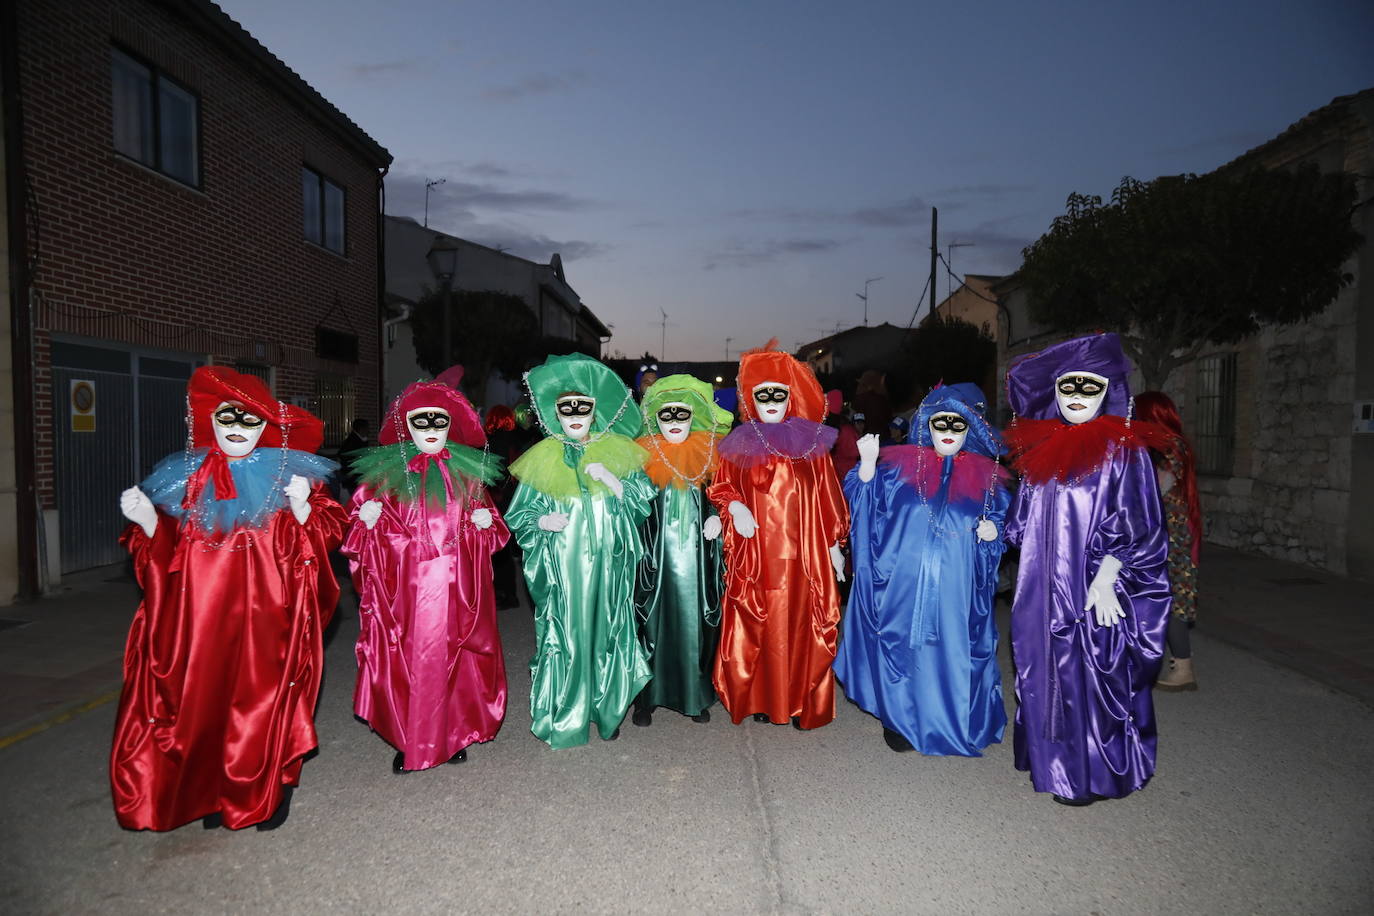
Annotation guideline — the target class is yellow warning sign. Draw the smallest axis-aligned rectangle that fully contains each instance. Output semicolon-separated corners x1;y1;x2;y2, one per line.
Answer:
70;379;96;433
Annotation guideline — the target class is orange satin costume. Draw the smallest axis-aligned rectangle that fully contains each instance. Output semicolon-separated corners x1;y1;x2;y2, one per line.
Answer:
708;346;848;728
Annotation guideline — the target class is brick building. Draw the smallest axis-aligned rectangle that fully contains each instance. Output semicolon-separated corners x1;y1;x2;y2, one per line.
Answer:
5;0;392;593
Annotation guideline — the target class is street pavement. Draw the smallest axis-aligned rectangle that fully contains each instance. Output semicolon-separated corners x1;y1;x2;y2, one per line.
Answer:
0;548;1371;915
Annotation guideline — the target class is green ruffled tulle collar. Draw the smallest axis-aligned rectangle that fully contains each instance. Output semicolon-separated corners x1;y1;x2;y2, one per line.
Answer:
349;442;503;506
509;433;648;500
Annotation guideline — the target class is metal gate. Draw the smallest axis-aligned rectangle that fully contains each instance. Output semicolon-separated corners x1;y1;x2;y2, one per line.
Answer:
53;367;137;572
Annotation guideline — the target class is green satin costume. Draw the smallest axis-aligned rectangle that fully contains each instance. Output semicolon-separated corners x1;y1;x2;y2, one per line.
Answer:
508;354;653;748
633;375;734;717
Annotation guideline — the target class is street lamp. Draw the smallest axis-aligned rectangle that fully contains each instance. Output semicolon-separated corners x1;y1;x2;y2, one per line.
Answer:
855;276;883;326
426;237;460;370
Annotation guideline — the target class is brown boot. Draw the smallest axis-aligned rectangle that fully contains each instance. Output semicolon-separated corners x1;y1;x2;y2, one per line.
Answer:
1156;657;1198;691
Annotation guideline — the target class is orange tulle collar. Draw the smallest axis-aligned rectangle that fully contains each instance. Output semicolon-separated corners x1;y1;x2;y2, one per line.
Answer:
638;430;719;488
1005;415;1171;484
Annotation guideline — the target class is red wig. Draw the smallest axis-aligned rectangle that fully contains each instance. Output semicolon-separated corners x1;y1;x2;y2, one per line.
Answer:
484;404;516;433
1135;390;1202;566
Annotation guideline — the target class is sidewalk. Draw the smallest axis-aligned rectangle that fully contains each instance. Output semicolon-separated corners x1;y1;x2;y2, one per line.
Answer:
1;542;1370;747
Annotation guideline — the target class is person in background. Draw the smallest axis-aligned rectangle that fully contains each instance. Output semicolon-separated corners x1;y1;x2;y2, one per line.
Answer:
485;404;524;609
883;415;908;445
634;363;659;401
853;369;893;433
832;411;866;479
1135;391;1203;691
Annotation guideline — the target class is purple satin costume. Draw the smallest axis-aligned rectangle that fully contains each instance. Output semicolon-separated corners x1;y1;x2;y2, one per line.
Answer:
1004;334;1170;801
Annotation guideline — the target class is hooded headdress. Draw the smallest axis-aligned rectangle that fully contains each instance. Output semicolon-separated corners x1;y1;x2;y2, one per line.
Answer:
734;340;826;423
1004;333;1169;483
883;382;1009;509
719;340;836;467
510;354;648;499
638;374;733;488
915;382;1004;459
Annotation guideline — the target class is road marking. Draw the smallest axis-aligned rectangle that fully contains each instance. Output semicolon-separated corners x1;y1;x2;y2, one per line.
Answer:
0;689;121;751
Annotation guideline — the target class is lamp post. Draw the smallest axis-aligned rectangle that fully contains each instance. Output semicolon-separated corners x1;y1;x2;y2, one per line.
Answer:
855;276;883;326
426;237;460;371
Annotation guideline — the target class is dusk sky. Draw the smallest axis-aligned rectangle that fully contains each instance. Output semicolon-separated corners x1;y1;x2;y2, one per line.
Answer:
221;0;1374;361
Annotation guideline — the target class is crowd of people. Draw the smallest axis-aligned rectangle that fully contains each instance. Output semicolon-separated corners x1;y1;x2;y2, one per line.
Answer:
108;330;1202;830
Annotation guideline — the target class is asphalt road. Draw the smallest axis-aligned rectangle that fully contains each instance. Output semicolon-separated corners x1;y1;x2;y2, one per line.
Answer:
1;589;1371;915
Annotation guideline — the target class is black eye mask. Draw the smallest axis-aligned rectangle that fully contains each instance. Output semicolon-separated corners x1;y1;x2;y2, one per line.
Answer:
656;406;693;424
213;406;265;429
556;398;595;417
753;387;790;405
929;414;969;434
1057;376;1107;398
408;411;451;430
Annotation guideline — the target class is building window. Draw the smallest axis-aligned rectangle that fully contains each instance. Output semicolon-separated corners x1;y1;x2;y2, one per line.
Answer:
303;166;346;254
314;373;355;449
1195;352;1237;475
110;47;200;186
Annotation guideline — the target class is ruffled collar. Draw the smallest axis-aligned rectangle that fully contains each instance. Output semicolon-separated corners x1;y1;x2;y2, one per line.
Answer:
879;445;1008;509
349;442;501;507
1005;415;1170;485
141;448;337;535
509;433;648;500
718;417;837;468
638;430;719;489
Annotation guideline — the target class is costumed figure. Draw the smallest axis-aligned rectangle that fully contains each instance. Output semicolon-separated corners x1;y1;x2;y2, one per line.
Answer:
343;374;509;773
709;341;849;729
631;374;734;727
834;383;1011;756
111;367;344;831
1135;391;1203;691
507;354;655;747
1003;333;1171;805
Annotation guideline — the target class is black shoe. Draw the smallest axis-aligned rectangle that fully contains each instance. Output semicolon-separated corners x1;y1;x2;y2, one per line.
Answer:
449;748;467;764
392;751;408;774
202;812;223;830
604;726;620;741
691;709;711;724
255;786;294;831
1052;794;1095;807
882;727;915;752
752;713;771;723
632;706;653;727
791;716;804;731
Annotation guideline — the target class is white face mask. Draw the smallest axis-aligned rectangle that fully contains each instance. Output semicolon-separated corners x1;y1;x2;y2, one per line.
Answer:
212;401;266;458
407;407;451;455
655;401;693;444
555;395;596;441
752;381;790;424
928;411;969;457
1055;371;1109;424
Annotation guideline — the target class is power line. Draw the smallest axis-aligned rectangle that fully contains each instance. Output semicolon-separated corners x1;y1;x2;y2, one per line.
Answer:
904;273;933;330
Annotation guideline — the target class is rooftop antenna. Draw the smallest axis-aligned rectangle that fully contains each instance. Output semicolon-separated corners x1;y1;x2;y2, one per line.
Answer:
424;177;446;227
855;276;883;326
659;308;669;362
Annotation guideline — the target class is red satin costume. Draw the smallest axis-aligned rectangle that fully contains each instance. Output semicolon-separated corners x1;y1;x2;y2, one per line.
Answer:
709;347;849;728
109;368;345;831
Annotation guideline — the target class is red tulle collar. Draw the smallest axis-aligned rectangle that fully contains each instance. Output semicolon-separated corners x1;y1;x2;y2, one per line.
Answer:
1005;415;1171;484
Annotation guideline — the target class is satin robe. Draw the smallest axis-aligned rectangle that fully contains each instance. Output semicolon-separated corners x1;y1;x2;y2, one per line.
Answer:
834;458;1009;755
633;485;722;717
110;486;344;831
343;485;509;769
1006;444;1170;800
708;452;848;728
507;472;655;748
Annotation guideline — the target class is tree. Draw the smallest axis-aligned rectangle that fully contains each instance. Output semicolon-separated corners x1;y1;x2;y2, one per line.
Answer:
410;288;592;399
903;314;998;400
1018;165;1362;388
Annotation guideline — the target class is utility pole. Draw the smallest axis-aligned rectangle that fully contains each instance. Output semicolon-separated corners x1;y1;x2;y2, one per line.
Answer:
659;307;669;362
855;276;883;326
724;336;733;362
424;177;446;227
928;207;938;324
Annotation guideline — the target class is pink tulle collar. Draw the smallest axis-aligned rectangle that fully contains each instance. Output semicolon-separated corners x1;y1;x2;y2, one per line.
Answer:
879;445;1008;508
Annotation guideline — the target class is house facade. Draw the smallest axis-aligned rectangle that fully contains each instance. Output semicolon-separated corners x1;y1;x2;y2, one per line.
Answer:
383;214;610;407
6;0;392;592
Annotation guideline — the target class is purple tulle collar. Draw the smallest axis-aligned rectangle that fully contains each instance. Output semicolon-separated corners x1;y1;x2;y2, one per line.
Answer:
718;417;838;468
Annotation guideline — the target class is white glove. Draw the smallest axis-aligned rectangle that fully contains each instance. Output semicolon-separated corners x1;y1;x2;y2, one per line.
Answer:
857;433;881;483
1085;554;1126;627
1157;468;1176;494
120;486;158;539
975;518;998;542
284;474;312;525
702;514;722;540
584;462;624;499
538;511;571;532
727;500;757;538
358;499;383;530
470;507;494;529
829;543;846;582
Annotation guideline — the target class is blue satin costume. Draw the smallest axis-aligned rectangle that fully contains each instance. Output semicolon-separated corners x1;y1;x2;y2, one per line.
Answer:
834;383;1010;756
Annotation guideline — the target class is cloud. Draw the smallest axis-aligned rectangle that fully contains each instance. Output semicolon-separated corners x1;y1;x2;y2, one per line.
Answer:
703;237;846;270
386;172;596;217
462;161;515;179
932;183;1036;198
347;60;419;77
729;195;934;228
852;195;931;227
1154;129;1271;160
481;71;588;101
